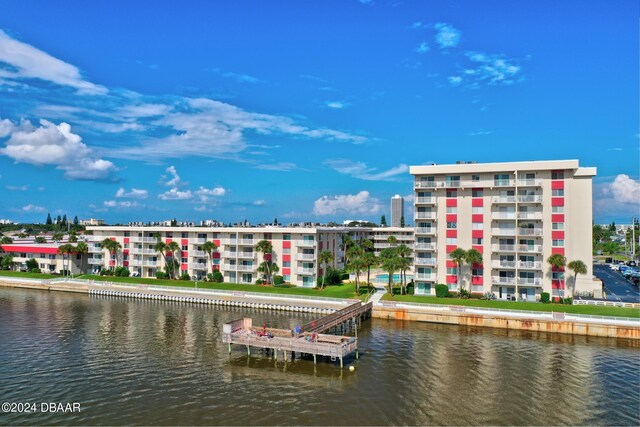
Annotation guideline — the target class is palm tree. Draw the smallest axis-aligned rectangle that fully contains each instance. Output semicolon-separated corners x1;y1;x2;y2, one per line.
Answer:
361;252;378;291
101;238;115;271
602;241;621;262
547;253;567;298
35;236;46;244
255;240;274;284
75;241;88;275
318;250;334;289
387;235;398;247
202;241;219;275
347;254;366;295
167;241;181;279
52;232;64;243
450;248;467;291
258;261;279;284
346;244;363;267
396;243;412;294
465;248;483;291
154;240;169;277
57;243;75;276
567;260;587;299
68;234;78;243
0;236;13;245
379;247;400;295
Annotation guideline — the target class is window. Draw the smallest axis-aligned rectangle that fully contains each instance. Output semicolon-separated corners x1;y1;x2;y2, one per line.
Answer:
283;275;290;282
552;239;565;247
472;237;483;245
124;232;130;237
283;248;291;254
446;207;458;214
552;206;564;213
264;233;272;240
472;222;484;230
182;232;188;238
181;257;188;263
472;189;483;198
446;267;458;275
552;189;564;197
420;176;435;183
472;207;484;214
446;238;458;245
472;174;480;182
124;243;129;248
182;245;188;251
166;233;172;238
552;271;565;280
446;175;461;187
446;189;457;198
283;261;291;268
446;222;457;229
472;268;483;276
283;234;291;241
552;222;564;230
552;171;564;180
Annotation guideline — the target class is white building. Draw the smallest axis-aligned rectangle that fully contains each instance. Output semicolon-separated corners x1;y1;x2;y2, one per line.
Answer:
391;195;404;227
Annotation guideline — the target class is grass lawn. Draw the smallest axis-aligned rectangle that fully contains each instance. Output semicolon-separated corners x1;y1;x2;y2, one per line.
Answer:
81;275;361;299
381;293;640;318
0;270;59;279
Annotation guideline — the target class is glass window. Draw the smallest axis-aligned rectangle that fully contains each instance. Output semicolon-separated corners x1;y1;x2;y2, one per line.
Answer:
472;222;484;230
552;239;565;247
552;222;564;230
552;171;564;180
182;232;188;238
472;207;484;214
446;207;458;214
283;234;291;241
552;206;564;213
472;237;483;245
283;261;291;267
446;238;457;245
182;245;188;250
552;271;565;280
446;222;457;229
283;248;291;254
552;189;564;197
446;190;457;198
446;267;458;275
181;257;188;263
472;189;483;198
472;268;483;276
472;174;480;181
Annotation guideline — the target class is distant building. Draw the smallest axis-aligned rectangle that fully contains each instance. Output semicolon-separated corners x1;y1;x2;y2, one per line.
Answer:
80;218;105;226
391;195;404;227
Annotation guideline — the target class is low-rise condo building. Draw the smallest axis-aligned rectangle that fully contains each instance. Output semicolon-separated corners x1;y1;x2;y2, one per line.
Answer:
410;159;598;300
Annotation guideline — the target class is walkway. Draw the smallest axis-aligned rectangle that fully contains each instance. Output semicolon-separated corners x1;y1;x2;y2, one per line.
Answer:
369;283;388;304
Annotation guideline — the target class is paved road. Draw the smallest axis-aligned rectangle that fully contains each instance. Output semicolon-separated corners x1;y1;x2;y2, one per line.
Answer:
593;264;640;303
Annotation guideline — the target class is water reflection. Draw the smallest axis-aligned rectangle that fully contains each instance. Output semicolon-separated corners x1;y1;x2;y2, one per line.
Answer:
0;287;638;426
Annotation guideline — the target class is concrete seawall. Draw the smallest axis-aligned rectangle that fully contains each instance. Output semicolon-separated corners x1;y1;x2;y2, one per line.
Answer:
1;277;639;339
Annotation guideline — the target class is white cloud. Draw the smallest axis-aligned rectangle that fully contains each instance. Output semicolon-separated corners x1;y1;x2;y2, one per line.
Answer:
313;191;383;215
450;52;522;87
21;204;45;213
415;42;430;54
104;200;142;208
255;162;297;172
325;101;348;109
594;174;640;220
0;118;117;181
118;103;172;118
434;23;461;49
325;159;409;181
158;188;193;200
411;22;424;29
115;187;148;199
448;76;462;86
468;129;492;136
0;29;106;94
195;186;226;202
162;166;182;187
253;199;266;206
6;185;28;191
222;71;260;84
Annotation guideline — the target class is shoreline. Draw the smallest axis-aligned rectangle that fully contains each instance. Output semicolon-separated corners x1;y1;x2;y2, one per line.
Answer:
1;277;638;340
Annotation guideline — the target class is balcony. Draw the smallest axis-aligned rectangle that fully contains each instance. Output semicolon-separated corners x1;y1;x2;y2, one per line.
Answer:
518;179;543;187
193;238;207;244
222;251;238;258
517;277;543;286
415;197;436;204
415;273;436;281
142;261;157;267
192;250;207;257
444;181;461;188
414;181;437;189
415;227;436;235
517;212;543;220
518;245;543;253
236;264;254;272
492;228;516;237
493;179;515;187
518;195;543;203
237;252;255;259
492;260;516;269
142;249;157;255
297;253;315;261
491;196;516;204
415;257;437;266
88;258;103;265
518;261;543;269
88;246;102;253
414;242;436;251
223;238;238;245
298;268;315;275
130;237;157;243
192;263;207;269
491;212;516;220
415;212;436;220
518;228;542;237
297;240;317;247
492;276;516;285
129;247;142;254
237;239;254;245
493;244;516;252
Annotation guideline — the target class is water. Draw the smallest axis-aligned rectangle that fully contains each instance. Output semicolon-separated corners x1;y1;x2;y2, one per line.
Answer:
375;273;413;283
1;287;639;426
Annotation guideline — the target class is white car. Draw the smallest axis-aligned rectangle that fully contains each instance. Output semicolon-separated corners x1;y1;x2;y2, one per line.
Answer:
610;264;619;271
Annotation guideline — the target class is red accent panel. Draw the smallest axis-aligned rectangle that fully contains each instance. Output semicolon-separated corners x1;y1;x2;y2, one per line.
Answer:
446;275;457;284
471;230;484;239
552;280;565;289
472;262;483;269
552;231;565;240
446;199;457;207
109;260;115;266
472;198;484;207
551;180;565;189
282;268;291;275
213;265;220;271
446;260;457;268
212;252;220;259
446;229;457;238
319;242;323;250
181;264;188;271
471;276;483;285
471;214;483;223
213;239;221;246
264;253;272;261
282;241;291;249
446;214;457;223
123;249;129;254
282;254;291;262
165;239;172;244
124;238;130;244
446;245;457;253
552;197;564;206
552;214;565;223
182;251;188;257
181;239;188;245
123;261;129;267
552;247;565;256
0;245;59;254
110;237;116;241
472;245;484;254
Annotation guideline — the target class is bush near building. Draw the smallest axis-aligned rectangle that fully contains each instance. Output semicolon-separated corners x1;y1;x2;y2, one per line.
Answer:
435;284;449;298
540;292;550;303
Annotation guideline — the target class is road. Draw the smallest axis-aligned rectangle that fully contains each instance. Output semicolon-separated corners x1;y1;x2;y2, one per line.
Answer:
593;264;640;303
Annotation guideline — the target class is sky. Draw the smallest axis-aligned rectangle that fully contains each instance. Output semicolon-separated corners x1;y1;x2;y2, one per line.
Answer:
0;0;638;225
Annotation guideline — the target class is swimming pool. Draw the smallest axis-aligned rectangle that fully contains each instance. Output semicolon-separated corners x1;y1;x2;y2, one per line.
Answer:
375;273;413;283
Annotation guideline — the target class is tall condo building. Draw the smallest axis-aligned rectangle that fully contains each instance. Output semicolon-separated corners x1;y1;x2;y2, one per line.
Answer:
391;194;404;227
410;159;599;301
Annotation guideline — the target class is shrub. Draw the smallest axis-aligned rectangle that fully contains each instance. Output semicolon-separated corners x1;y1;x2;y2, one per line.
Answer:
180;272;191;281
435;284;449;298
273;275;284;285
481;291;496;300
448;291;459;298
30;268;41;273
469;293;483;299
255;278;264;285
317;267;342;287
99;268;114;276
26;258;39;271
340;272;350;281
458;288;471;299
564;297;573;305
210;270;223;283
156;271;168;279
540;292;550;303
114;266;130;277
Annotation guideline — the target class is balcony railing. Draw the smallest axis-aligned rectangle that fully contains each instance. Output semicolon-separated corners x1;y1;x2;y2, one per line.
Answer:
192;263;207;269
223;239;238;245
517;277;543;286
517;212;543;220
236;264;254;271
493;244;516;252
518;261;542;269
297;253;315;261
415;227;436;235
517;179;543;187
415;258;437;266
192;250;207;257
492;228;516;236
415;197;436;204
142;261;157;267
414;242;436;250
88;258;103;265
518;245;543;253
237;239;254;245
494;180;515;187
130;237;157;243
142;249;157;255
444;181;461;188
517;228;543;236
236;252;255;259
492;276;516;285
297;240;317;247
491;212;516;220
415;273;436;281
414;181;437;189
492;260;516;268
517;195;543;203
298;268;315;275
222;251;238;258
415;212;436;220
193;238;207;244
492;196;516;203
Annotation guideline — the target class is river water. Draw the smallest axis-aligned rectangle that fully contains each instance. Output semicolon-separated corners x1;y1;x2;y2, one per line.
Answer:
0;287;638;426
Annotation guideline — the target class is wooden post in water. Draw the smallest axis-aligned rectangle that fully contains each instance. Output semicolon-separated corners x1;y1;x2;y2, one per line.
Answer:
228;343;231;354
246;345;250;356
313;354;317;365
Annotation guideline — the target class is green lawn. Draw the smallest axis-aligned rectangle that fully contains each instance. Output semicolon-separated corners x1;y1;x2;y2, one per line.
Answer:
81;275;360;299
381;293;640;318
0;270;59;279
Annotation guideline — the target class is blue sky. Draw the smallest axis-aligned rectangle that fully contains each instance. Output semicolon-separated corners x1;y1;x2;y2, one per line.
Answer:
0;0;638;225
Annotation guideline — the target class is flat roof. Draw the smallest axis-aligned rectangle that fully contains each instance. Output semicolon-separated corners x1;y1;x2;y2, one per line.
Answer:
410;159;596;175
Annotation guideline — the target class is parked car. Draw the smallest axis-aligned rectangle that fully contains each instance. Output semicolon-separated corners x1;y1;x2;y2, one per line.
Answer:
610;264;620;271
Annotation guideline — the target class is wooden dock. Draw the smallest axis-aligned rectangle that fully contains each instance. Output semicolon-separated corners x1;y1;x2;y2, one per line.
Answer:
222;301;372;368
